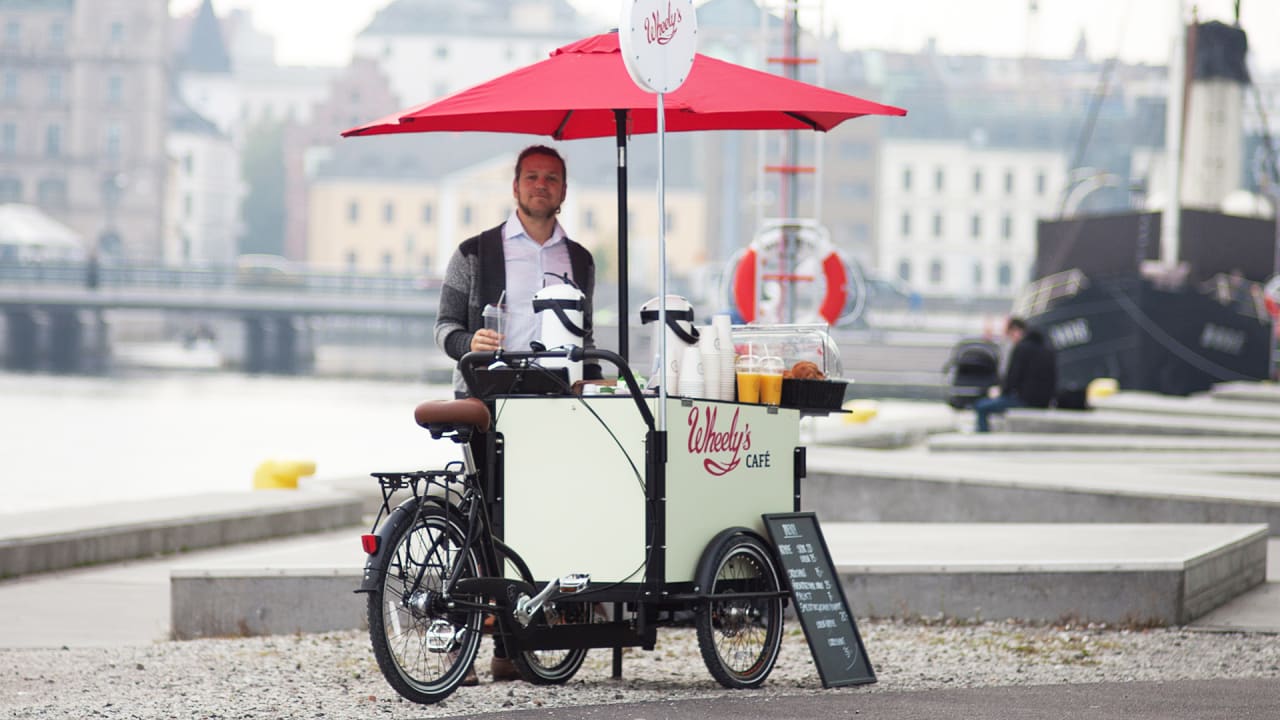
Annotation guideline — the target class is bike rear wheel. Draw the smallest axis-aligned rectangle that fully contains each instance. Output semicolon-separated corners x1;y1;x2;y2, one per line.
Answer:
368;504;483;704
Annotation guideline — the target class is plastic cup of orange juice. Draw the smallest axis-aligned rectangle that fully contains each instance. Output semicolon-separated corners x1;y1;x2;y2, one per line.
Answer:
735;355;762;403
759;356;785;405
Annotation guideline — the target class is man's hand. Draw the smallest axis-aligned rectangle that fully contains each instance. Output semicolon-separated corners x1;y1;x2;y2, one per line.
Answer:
471;329;503;352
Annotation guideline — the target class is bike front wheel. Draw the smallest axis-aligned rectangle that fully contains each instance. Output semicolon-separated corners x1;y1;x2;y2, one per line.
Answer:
695;531;784;689
367;504;483;704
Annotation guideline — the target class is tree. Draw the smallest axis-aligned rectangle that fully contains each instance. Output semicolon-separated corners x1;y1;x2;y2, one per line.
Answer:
239;120;285;256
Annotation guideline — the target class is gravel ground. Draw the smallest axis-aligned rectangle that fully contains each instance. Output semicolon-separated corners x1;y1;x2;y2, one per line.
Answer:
2;621;1278;718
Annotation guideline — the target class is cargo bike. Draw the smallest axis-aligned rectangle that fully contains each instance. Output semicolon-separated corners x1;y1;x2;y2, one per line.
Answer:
357;345;814;704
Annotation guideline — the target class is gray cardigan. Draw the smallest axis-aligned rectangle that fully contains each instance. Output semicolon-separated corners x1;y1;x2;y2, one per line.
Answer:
434;223;602;392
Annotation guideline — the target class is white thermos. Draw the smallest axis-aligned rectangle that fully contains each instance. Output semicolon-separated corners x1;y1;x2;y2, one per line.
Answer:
532;281;586;384
640;295;700;392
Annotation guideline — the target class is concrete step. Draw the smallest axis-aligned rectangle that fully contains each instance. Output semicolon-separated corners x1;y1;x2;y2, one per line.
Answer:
0;490;363;578
1209;382;1280;404
1003;409;1280;438
1093;392;1280;422
804;447;1280;534
928;433;1280;454
164;522;1269;638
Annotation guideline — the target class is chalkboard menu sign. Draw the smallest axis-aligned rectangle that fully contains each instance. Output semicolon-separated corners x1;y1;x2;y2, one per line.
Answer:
763;512;875;688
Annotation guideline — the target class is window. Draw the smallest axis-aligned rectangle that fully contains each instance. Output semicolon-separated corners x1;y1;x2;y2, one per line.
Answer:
4;21;19;48
109;21;124;44
183;193;192;218
183;153;194;175
934;168;944;192
970;214;981;239
1001;214;1013;241
972;261;983;288
345;251;358;271
584;208;595;230
900;211;911;237
435;44;448;59
902;167;912;191
49;21;64;50
105;124;121;159
462;205;472;225
46;71;62;103
37;178;67;207
383;202;395;224
382;252;393;272
842;141;871;159
1;123;15;155
852;223;869;242
421;203;433;224
44;124;61;158
972;170;982;193
2;71;16;102
929;259;943;285
347;200;360;223
107;75;123;105
1036;171;1046;195
841;181;870;200
998;262;1012;288
897;259;911;282
1004;170;1014;195
0;177;21;203
932;212;943;238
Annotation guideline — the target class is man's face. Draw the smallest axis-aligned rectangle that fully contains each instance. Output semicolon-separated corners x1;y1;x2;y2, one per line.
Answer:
1005;324;1024;343
513;153;567;220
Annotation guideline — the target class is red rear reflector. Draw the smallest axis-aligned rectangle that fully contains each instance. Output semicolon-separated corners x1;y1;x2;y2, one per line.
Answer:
361;534;379;554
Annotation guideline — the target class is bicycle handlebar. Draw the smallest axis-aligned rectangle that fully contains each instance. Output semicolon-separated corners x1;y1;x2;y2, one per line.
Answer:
458;347;655;432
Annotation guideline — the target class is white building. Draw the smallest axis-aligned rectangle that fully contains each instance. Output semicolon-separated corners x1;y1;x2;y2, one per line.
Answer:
876;138;1067;298
351;0;590;107
164;100;243;267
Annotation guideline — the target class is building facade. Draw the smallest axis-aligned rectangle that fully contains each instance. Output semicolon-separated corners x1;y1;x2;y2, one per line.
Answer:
877;138;1067;297
0;0;169;260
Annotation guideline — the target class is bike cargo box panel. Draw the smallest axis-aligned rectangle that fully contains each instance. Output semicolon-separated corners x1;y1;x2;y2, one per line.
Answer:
665;400;798;583
497;396;650;583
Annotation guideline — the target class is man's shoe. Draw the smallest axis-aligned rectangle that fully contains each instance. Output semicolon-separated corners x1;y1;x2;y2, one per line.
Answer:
490;656;521;682
460;663;479;686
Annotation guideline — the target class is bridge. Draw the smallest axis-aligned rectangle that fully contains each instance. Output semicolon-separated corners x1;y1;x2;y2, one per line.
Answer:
0;260;442;374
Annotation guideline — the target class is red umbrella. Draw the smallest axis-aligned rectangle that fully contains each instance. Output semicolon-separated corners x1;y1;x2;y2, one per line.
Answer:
344;33;903;139
343;31;905;357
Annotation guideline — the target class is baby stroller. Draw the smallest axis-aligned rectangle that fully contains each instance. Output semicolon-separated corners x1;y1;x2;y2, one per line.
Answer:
943;338;1000;409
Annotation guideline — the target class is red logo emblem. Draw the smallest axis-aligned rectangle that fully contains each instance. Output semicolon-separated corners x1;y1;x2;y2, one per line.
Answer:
687;405;752;476
644;2;683;46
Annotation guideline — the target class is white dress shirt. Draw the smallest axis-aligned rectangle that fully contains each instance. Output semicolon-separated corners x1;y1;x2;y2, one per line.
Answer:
501;209;574;352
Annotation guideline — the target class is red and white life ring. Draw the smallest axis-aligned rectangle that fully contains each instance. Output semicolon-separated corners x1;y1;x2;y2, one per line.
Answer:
729;224;851;325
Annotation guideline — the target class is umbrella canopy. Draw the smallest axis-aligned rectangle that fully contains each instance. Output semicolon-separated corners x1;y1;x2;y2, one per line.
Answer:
344;32;904;139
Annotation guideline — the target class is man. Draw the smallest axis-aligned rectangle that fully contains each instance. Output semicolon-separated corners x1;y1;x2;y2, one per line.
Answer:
435;144;602;395
973;316;1057;433
434;145;600;684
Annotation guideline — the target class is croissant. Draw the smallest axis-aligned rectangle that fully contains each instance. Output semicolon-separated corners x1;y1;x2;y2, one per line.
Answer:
790;360;824;380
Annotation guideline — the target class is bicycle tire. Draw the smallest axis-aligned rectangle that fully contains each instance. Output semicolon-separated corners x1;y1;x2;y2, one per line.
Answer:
367;503;483;704
694;531;784;689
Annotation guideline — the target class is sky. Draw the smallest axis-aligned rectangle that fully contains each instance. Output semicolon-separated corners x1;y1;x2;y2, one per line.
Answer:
169;0;1280;72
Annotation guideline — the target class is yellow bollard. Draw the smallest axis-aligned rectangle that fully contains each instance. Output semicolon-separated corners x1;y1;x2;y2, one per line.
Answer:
1086;378;1119;405
842;399;880;424
253;459;317;490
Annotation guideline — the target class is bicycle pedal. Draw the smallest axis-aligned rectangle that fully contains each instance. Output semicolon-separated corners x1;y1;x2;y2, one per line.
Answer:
559;573;590;593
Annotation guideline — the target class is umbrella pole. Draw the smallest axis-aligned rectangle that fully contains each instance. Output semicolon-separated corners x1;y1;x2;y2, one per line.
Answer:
615;109;629;363
657;92;668;433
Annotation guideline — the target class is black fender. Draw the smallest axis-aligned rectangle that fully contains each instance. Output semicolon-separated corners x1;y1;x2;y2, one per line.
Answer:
355;495;452;594
693;525;769;596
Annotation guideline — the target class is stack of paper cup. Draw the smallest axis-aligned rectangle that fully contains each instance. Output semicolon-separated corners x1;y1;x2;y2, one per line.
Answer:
711;314;736;401
698;331;721;400
678;344;704;398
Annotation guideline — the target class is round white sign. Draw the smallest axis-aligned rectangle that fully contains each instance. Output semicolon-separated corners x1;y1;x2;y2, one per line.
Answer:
619;0;698;94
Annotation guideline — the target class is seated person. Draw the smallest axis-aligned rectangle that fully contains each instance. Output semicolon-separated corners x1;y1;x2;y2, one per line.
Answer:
974;317;1057;433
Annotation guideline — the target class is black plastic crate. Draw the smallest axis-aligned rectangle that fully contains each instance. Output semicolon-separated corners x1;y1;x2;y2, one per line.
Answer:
780;378;847;411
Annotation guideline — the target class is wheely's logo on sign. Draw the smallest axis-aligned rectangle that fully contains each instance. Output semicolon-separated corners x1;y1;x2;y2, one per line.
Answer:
644;2;683;45
686;404;752;476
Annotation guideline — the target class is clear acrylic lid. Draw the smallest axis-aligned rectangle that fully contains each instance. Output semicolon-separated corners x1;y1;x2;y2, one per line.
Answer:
728;324;843;379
